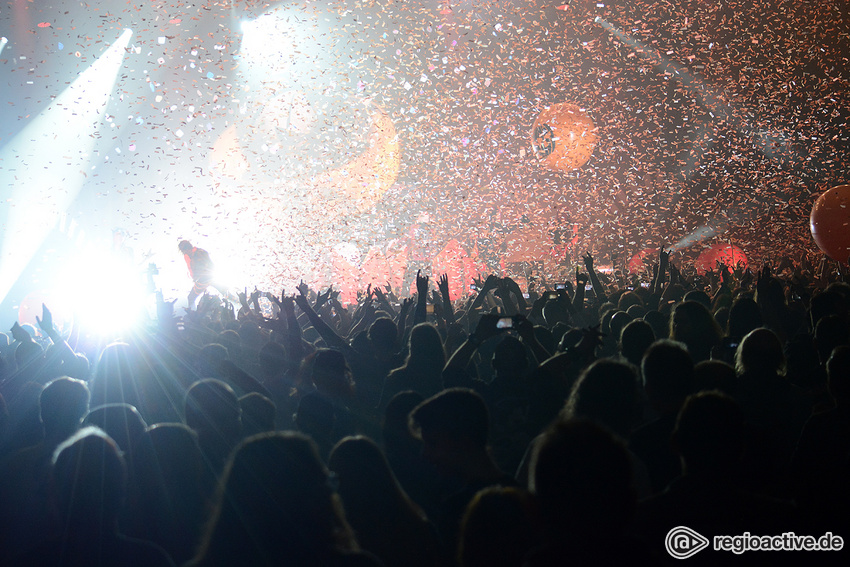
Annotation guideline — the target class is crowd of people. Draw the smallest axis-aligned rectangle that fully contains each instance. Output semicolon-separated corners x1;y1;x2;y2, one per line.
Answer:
0;247;849;566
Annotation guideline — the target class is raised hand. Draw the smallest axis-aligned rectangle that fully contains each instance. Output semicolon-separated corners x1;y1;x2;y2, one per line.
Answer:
268;289;283;307
483;274;499;291
249;288;263;306
237;288;249;307
279;294;295;316
294;293;311;313
438;273;450;298
659;248;669;267
472;313;502;343
719;262;732;286
315;288;331;310
329;287;341;305
514;314;534;342
416;270;429;297
296;279;309;297
669;262;680;284
576;268;589;287
36;303;55;336
583;252;594;272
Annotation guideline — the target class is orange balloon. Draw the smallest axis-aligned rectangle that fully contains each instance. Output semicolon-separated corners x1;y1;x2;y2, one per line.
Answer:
694;243;747;274
810;185;850;262
531;102;597;172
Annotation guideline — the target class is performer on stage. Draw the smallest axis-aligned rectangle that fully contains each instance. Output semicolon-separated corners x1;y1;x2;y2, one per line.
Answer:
178;240;228;309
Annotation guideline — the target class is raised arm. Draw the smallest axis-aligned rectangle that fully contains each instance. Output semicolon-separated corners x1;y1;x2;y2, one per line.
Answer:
413;270;429;325
444;313;501;373
294;282;348;351
36;304;77;367
583;252;608;304
437;274;457;325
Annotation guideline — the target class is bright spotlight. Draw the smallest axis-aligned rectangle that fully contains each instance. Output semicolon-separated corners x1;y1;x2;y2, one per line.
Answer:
53;242;151;338
240;13;296;74
0;37;7;56
0;29;132;306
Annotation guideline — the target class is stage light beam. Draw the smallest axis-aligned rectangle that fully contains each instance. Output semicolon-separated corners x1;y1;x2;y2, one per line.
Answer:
0;29;132;305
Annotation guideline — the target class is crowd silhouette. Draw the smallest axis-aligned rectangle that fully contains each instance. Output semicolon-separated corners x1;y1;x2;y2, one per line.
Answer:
1;249;849;566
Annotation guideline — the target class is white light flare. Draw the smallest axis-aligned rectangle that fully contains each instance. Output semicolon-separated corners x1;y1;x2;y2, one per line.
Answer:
0;29;133;306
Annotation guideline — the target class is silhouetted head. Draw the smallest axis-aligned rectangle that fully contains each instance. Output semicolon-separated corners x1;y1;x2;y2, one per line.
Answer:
195;432;355;566
735;327;786;376
617;291;644;312
184;379;241;445
40;377;90;441
91;341;141;408
409;388;489;475
15;339;44;369
642;310;669;343
563;359;639;437
259;341;290;381
542;300;570;328
810;288;848;328
641;339;695;410
530;419;635;538
693;360;736;396
670;300;722;360
727;297;762;339
671;300;719;340
239;392;276;437
328;435;416;523
84;403;147;454
492;335;528;377
683;290;711;310
135;423;204;496
216;330;242;360
312;349;354;400
51;426;126;530
619;319;655;367
407;323;445;367
178;240;193;254
673;391;744;474
369;317;398;354
459;486;541;567
198;343;229;378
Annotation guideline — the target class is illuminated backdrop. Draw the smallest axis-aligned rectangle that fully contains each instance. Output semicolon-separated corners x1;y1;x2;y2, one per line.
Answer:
1;0;848;313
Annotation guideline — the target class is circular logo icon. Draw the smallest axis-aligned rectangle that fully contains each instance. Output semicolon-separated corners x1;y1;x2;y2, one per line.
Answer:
665;526;710;559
